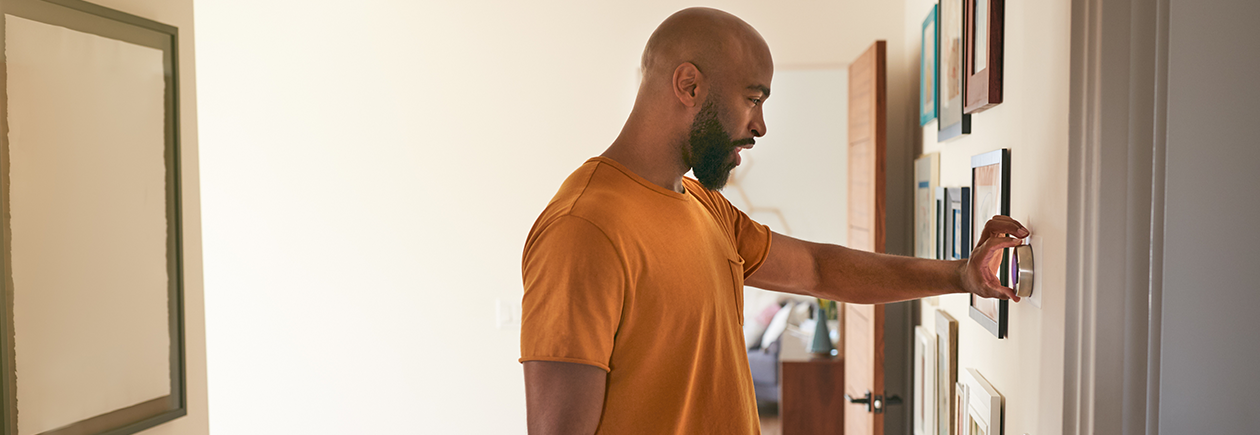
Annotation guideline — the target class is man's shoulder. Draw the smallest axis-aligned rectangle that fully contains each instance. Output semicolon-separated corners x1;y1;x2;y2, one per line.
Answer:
531;158;637;234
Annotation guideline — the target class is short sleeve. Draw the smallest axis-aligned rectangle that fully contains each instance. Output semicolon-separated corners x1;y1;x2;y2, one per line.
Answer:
519;216;627;372
729;202;773;278
683;179;773;278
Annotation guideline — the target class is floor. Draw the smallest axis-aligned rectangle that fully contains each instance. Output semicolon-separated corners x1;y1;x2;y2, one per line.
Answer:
758;403;781;435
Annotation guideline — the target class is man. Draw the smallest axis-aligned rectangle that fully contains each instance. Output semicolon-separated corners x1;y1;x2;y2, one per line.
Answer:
519;7;1026;435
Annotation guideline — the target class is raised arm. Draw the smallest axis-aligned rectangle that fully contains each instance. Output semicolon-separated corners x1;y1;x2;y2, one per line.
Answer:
523;361;607;435
746;216;1029;304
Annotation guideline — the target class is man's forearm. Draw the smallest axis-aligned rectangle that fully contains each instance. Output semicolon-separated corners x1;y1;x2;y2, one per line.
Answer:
808;243;968;304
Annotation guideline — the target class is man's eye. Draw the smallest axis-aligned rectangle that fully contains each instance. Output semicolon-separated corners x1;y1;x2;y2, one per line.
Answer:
750;98;762;106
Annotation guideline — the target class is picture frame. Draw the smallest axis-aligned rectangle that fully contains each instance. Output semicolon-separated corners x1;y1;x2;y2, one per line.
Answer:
935;310;959;435
915;153;940;259
954;381;968;435
961;368;1004;435
936;187;947;260
0;1;186;435
970;149;1011;338
937;0;972;141
943;187;972;261
964;0;1004;113
920;5;939;126
914;326;937;435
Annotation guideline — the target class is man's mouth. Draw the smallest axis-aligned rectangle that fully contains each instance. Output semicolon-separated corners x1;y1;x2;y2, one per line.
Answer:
732;145;752;166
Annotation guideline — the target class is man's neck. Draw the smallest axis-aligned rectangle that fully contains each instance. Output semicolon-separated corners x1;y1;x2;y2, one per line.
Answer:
602;119;689;193
600;145;687;193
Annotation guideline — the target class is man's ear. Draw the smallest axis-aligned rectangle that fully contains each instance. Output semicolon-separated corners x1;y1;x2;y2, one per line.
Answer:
672;62;705;108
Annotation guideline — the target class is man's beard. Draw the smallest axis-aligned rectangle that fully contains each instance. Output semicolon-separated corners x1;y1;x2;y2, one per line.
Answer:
681;98;751;191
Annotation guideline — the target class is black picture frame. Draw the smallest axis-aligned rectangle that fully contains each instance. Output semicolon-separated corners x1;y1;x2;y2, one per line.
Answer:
936;187;946;260
943;187;971;261
0;1;185;434
968;149;1010;339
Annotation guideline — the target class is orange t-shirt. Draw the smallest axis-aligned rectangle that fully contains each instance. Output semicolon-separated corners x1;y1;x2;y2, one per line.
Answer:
520;157;772;435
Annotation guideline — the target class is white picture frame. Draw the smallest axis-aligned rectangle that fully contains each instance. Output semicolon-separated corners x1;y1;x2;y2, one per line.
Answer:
914;326;938;435
960;368;1004;435
936;310;959;435
954;380;968;435
914;153;941;259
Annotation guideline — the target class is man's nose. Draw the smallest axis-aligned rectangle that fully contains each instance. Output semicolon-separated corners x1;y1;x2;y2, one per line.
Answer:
751;113;766;137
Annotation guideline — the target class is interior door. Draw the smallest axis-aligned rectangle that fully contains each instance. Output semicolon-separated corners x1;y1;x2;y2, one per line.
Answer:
845;40;887;435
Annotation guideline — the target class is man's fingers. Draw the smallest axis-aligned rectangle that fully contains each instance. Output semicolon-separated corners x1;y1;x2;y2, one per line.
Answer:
983;217;1029;240
993;285;1020;302
978;269;1019;301
989;235;1024;250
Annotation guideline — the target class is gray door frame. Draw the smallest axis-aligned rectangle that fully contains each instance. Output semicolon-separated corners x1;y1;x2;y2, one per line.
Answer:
1064;0;1169;433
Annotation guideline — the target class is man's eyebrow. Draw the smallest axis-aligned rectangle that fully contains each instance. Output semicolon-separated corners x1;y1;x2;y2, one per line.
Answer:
748;84;770;98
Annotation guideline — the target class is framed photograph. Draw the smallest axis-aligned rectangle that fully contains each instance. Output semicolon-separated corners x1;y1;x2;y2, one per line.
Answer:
937;0;972;141
961;368;1005;435
920;5;939;126
943;187;972;261
915;154;940;259
935;310;959;435
954;381;969;435
914;326;937;435
970;149;1011;338
936;187;947;260
0;1;186;435
964;0;1004;113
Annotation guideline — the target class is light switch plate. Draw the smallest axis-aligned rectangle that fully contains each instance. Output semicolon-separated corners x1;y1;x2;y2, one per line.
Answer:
496;298;522;330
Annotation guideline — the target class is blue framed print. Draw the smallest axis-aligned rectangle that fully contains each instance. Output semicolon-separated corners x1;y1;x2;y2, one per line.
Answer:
920;5;939;126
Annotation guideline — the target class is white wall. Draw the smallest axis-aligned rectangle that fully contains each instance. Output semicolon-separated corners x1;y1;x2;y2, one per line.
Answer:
734;68;849;316
85;0;208;434
905;0;1070;434
196;0;907;433
1159;0;1260;432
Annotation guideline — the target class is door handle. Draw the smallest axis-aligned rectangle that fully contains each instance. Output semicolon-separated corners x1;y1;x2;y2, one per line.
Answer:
873;394;903;414
845;390;873;412
845;391;903;413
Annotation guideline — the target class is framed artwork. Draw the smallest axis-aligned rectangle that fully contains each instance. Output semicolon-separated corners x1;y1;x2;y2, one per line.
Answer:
920;5;939;126
915;153;940;259
935;310;959;435
937;0;972;141
936;187;947;260
961;368;1004;435
970;149;1011;338
964;0;1005;113
954;381;969;435
943;187;972;261
0;1;186;435
913;326;937;435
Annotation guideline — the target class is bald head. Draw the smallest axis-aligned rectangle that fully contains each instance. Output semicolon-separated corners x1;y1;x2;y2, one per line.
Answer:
640;8;772;89
603;8;772;193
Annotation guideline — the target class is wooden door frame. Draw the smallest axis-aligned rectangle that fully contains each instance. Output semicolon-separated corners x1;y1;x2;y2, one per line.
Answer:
1064;0;1169;433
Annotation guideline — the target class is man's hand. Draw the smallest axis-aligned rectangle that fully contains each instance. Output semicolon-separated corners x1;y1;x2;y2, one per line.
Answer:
961;216;1030;302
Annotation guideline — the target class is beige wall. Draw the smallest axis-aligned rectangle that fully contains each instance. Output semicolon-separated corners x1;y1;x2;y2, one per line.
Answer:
84;0;207;434
906;0;1070;433
196;0;907;433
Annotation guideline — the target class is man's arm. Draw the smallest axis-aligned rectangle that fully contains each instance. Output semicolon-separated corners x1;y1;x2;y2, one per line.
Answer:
746;216;1029;303
523;361;606;435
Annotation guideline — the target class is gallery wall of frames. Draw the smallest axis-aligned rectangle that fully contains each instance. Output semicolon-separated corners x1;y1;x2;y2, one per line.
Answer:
905;0;1069;434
